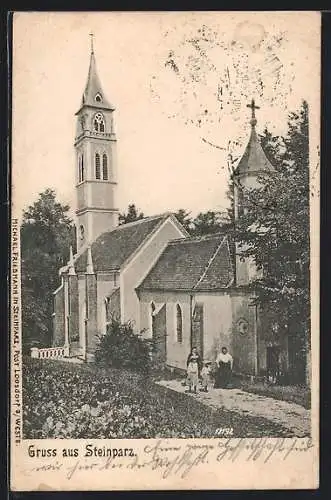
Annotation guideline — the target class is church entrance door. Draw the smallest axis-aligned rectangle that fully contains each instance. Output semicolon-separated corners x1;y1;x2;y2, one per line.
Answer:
266;345;280;382
152;304;167;365
191;303;204;360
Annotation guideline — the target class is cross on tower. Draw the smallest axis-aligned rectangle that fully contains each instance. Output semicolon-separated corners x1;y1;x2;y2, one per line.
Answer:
89;32;94;54
247;98;260;127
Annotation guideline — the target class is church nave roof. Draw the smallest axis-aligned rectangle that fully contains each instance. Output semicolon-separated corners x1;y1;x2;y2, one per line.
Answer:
74;214;171;273
137;233;233;292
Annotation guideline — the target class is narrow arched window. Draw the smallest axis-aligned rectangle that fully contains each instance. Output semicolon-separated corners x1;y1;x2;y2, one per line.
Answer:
237;187;244;217
95;153;101;179
176;304;183;343
102;154;108;180
104;296;111;332
67;280;71;315
150;301;156;334
81;154;84;181
94;112;105;133
78;156;82;183
85;277;89;319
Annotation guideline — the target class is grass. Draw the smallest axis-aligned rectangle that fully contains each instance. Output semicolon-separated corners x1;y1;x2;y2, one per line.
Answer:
23;357;293;439
236;380;311;409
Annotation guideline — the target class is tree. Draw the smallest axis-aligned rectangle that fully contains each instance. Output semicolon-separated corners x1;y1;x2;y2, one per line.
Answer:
234;101;310;383
173;209;193;233
119;204;144;225
191;210;230;236
21;189;75;350
173;208;231;236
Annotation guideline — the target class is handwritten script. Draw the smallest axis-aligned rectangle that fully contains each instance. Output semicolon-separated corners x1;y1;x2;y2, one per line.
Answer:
21;437;313;481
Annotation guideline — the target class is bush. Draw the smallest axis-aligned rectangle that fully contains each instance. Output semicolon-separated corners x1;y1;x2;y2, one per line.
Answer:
95;316;151;373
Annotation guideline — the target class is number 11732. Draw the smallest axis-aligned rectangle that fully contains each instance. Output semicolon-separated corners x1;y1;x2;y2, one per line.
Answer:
215;427;234;437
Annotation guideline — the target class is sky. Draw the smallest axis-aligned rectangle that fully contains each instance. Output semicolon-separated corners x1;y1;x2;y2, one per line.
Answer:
12;11;320;220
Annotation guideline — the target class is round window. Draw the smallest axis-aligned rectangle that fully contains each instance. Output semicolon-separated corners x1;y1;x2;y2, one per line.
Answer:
237;318;249;336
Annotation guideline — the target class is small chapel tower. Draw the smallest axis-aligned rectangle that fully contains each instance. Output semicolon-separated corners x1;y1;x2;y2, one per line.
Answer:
233;99;275;285
75;35;119;249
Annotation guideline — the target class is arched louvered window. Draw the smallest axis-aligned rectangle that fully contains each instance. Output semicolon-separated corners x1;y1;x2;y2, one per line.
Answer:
104;297;111;333
67;280;71;315
95;153;101;179
94;112;105;133
237;187;244;217
78;156;82;183
102;154;108;180
81;154;84;181
150;301;156;334
176;304;183;343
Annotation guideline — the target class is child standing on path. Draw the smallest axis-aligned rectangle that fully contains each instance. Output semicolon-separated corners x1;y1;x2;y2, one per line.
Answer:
186;357;199;393
201;361;212;392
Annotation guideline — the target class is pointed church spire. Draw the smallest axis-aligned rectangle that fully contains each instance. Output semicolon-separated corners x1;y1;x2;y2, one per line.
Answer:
80;35;114;110
86;245;94;274
68;245;76;276
234;99;274;176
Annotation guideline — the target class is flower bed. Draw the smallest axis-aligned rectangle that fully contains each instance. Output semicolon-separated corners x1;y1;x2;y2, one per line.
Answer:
23;357;290;438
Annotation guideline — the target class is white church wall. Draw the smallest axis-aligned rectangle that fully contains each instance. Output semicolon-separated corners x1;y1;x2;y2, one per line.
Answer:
193;292;232;363
165;294;191;371
86;211;119;244
138;290;167;338
76;184;89;212
90;183;116;209
138;290;191;370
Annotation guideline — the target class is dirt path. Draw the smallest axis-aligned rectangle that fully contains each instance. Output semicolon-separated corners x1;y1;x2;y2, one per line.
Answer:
156;379;310;437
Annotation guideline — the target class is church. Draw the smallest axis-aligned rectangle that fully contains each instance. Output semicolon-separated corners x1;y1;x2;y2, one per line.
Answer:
52;44;289;379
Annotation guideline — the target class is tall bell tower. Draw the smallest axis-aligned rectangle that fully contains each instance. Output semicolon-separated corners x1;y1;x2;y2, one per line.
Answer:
233;99;275;285
75;35;119;250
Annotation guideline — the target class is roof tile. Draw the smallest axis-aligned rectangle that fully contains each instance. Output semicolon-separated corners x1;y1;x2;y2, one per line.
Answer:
138;233;233;291
235;127;275;176
75;215;166;273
